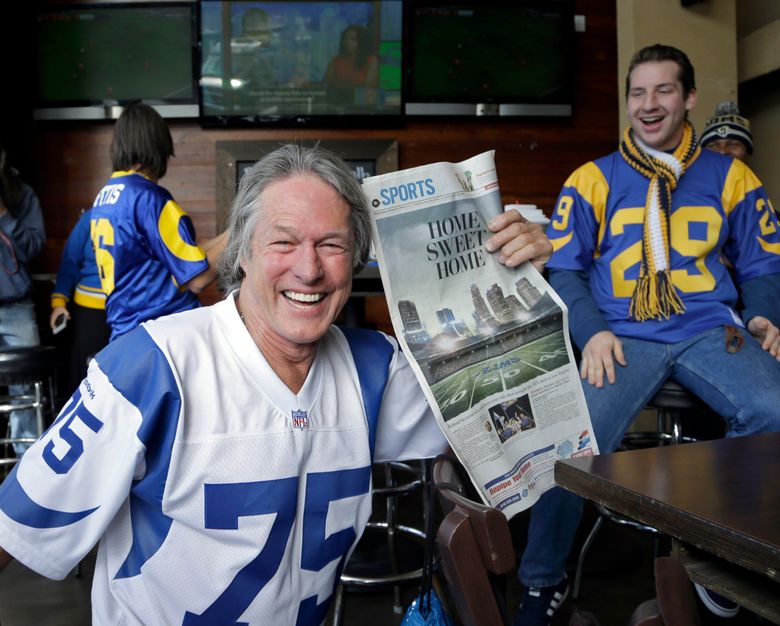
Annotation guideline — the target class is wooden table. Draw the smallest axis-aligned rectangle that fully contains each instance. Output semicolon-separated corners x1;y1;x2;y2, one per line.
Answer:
555;432;780;623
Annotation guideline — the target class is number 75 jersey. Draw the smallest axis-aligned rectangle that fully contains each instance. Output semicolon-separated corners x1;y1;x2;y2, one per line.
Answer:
546;148;780;343
0;296;443;624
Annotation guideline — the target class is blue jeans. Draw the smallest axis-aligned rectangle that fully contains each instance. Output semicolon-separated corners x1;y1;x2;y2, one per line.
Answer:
518;325;780;588
0;299;41;456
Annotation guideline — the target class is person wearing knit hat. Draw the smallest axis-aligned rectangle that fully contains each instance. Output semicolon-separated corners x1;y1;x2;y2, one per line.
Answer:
512;44;780;626
700;100;753;162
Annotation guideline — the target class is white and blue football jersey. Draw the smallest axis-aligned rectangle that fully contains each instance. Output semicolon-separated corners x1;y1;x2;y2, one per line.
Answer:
0;295;444;625
547;148;780;343
90;171;210;340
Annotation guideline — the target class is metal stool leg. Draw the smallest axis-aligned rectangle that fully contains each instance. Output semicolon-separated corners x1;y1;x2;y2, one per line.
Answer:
383;463;404;614
34;380;45;437
572;514;603;600
331;583;345;626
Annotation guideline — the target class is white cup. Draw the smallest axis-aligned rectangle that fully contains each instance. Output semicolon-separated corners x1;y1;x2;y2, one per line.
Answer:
504;204;550;227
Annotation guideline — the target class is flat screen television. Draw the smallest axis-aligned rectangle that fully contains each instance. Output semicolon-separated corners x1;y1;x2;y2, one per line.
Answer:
405;0;575;117
34;2;199;120
199;0;403;126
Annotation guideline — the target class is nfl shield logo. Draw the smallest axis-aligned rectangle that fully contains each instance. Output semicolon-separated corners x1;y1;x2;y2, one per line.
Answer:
291;409;309;430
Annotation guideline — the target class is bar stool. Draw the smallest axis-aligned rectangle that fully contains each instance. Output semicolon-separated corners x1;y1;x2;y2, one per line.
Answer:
331;460;428;625
571;379;708;600
0;345;59;470
623;379;702;449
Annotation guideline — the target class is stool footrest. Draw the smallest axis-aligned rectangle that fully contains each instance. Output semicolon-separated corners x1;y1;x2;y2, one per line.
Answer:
621;431;697;449
621;431;676;448
372;481;422;497
0;437;37;445
339;568;425;587
341;521;427;587
0;401;44;412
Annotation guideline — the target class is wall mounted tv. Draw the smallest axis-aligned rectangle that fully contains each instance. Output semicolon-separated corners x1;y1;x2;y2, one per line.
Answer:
405;1;575;117
34;2;199;120
199;0;403;127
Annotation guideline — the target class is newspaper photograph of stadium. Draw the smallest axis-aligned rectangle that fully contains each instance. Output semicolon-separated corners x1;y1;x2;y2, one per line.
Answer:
372;191;569;421
397;279;566;421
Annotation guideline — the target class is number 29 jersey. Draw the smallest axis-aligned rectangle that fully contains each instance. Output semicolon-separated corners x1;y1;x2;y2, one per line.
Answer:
546;148;780;343
0;295;444;624
90;171;209;340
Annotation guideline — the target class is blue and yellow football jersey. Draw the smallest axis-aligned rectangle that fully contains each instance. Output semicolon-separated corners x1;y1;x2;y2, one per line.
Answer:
547;148;780;343
90;171;209;339
51;209;106;311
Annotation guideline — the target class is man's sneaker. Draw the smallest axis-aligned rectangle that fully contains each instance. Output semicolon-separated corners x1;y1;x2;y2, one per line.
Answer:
513;578;569;625
694;583;740;618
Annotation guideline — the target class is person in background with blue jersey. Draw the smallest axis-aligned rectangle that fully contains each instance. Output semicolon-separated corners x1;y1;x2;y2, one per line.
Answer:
91;103;227;340
0;144;551;624
513;44;780;626
49;208;110;396
0;139;46;457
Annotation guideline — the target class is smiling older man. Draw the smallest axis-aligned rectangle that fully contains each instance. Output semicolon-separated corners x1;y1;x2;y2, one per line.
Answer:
0;144;551;625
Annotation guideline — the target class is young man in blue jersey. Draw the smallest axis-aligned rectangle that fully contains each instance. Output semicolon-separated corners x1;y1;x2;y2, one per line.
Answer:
91;103;228;341
0;144;551;624
513;44;780;626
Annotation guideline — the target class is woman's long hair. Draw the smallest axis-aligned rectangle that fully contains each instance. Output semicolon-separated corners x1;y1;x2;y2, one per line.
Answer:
339;24;373;70
110;102;174;180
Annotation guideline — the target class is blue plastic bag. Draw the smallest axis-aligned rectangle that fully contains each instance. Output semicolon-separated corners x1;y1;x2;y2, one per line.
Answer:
400;591;454;626
402;454;459;626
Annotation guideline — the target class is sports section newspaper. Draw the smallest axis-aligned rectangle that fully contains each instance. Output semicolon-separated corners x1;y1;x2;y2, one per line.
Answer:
362;151;598;518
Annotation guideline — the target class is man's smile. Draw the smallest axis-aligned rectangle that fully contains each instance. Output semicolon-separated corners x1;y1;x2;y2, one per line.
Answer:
640;115;664;126
283;290;326;304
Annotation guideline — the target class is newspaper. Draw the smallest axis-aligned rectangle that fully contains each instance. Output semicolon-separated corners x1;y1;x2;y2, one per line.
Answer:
361;150;598;518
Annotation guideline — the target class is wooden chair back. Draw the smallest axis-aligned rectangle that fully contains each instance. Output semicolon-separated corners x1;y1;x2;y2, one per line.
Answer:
433;454;516;626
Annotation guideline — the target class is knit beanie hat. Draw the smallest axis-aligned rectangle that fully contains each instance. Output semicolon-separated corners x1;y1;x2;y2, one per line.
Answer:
700;101;753;154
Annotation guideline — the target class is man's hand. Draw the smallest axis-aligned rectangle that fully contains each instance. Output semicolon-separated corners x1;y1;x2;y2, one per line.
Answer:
182;230;230;294
50;306;70;331
747;315;780;361
580;330;627;388
485;211;553;273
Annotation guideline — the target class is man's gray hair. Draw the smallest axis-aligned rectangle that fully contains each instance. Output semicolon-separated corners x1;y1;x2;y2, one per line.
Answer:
217;144;372;292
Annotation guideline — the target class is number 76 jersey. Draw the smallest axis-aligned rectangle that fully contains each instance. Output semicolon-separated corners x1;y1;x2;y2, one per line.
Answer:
0;296;443;624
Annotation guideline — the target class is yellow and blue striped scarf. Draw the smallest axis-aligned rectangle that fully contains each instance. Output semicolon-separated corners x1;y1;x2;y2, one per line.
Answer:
619;121;699;321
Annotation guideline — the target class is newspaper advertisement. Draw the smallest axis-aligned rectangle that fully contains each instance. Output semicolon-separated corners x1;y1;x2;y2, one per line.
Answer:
362;150;598;518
